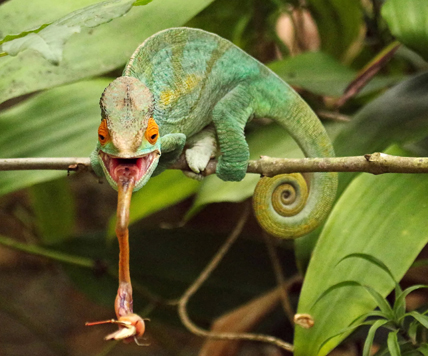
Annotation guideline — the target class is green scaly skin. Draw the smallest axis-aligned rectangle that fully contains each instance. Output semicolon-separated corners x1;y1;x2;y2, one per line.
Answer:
90;27;338;239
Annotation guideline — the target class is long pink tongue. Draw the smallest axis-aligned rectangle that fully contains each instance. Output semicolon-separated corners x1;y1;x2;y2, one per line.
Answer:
115;175;135;318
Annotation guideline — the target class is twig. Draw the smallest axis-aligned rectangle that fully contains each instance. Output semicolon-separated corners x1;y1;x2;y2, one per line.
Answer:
0;157;91;171
3;153;428;176
335;41;401;108
262;232;295;323
177;204;294;353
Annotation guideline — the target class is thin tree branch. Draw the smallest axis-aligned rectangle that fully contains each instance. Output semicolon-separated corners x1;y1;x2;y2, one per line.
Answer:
2;152;428;176
262;232;295;324
0;157;91;171
177;204;294;353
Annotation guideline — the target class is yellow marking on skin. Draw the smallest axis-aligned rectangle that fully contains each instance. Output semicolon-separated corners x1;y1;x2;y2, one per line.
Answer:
160;74;200;106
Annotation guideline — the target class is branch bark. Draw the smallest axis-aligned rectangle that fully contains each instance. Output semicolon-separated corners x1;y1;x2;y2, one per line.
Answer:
0;157;91;172
1;152;428;176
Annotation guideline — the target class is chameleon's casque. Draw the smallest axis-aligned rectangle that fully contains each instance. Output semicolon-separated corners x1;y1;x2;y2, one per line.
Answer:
90;27;338;239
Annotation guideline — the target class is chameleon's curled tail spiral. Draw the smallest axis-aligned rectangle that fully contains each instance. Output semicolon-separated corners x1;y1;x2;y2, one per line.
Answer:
253;171;336;239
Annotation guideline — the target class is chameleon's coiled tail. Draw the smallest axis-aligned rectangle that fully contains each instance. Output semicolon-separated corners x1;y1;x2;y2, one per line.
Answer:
253;171;336;240
252;80;338;239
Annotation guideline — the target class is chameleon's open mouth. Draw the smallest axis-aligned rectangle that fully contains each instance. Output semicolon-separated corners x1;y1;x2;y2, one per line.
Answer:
99;151;159;184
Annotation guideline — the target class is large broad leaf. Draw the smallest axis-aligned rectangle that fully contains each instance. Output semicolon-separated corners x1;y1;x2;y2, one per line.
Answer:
29;178;76;244
0;79;109;196
306;0;363;60
1;0;138;64
268;51;403;98
293;145;428;356
382;0;428;61
0;0;214;104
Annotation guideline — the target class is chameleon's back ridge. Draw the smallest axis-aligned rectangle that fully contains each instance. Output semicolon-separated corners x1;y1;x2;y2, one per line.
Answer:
93;27;338;239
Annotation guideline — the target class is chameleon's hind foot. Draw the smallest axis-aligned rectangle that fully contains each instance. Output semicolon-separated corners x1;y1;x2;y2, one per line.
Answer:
216;156;248;181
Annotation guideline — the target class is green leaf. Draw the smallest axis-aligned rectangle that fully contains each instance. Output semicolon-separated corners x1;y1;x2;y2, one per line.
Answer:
338;253;402;300
3;24;81;64
311;280;363;308
396;286;428;323
2;0;136;64
418;344;428;356
268;52;402;98
107;170;200;237
312;280;393;319
0;24;49;45
0;0;215;104
294;146;428;356
29;178;75;244
382;0;428;61
406;311;428;329
363;319;390;356
0;79;109;196
408;319;419;343
387;330;401;356
55;0;134;28
363;285;395;319
133;0;153;5
306;0;363;60
318;320;378;354
338;253;398;287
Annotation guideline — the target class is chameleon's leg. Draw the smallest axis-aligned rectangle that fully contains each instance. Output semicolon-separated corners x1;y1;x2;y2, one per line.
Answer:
211;85;254;181
183;124;217;180
152;133;186;176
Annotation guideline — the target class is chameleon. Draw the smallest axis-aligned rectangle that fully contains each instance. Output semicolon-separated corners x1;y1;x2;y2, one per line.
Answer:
90;26;338;239
87;27;337;343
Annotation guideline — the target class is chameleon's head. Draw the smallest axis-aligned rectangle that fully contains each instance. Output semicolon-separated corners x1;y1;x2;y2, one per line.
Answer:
96;76;160;191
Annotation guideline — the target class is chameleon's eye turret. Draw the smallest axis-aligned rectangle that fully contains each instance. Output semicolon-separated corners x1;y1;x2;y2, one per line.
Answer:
145;118;159;145
98;119;110;145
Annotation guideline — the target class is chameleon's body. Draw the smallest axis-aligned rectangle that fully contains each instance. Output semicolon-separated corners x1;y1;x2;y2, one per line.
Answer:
91;27;337;239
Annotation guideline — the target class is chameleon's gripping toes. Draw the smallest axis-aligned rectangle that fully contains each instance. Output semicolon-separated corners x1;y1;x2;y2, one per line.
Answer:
90;27;338;239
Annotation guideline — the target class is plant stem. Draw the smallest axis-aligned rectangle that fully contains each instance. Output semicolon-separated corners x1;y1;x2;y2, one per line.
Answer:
0;234;93;268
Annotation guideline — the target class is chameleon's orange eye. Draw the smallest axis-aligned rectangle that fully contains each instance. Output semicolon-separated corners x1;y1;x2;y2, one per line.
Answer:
145;118;159;145
98;119;110;145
